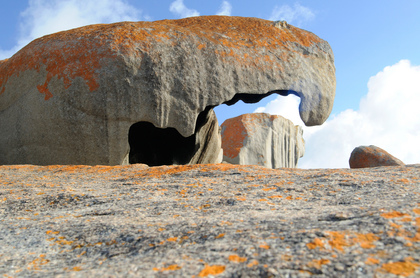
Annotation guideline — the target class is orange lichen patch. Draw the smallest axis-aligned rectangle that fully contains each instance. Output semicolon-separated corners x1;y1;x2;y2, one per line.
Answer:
268;195;283;199
399;217;412;222
171;16;322;49
365;257;380;265
306;238;324;250
259;244;270;249
353;233;380;249
166;237;178;242
140;165;198;178
326;231;350;252
36;82;53;100
381;211;409;219
215;233;225;239
46;230;60;235
228;254;247;263
198;264;226;277
1;16;324;100
139;163;243;178
380;258;419;277
27;254;49;270
221;116;246;159
154;264;182;272
307;259;330;269
247;260;259;267
396;178;410;184
413;208;420;215
0;23;116;99
390;222;402;229
262;187;276;191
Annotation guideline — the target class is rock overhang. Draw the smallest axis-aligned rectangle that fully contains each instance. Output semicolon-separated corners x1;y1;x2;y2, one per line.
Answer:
0;16;335;134
0;16;336;165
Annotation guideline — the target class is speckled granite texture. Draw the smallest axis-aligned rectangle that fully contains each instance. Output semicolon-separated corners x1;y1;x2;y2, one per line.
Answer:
0;164;419;277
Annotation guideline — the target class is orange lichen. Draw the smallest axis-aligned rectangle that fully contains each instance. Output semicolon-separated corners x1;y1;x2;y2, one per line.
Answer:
259;244;270;249
0;16;324;100
354;233;380;249
308;259;330;269
154;264;182;272
381;211;409;219
198;264;225;277
306;238;324;250
381;258;419;277
365;257;380;265
247;260;259;267
228;254;247;263
221;113;297;159
27;254;49;270
215;233;225;239
326;231;350;252
221;116;247;159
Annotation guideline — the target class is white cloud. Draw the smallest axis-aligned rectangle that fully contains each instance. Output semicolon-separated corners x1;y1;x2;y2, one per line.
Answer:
255;60;420;169
169;0;200;18
269;3;315;26
254;94;304;127
302;60;420;168
216;1;232;16
0;0;144;59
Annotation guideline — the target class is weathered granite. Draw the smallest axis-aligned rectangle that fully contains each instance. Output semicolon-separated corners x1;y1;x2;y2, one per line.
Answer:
349;145;405;169
0;16;335;166
0;164;419;277
221;113;304;168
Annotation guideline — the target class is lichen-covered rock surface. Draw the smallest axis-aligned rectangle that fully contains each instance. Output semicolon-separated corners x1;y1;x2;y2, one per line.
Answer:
221;113;304;168
349;145;405;169
1;164;419;277
0;16;335;165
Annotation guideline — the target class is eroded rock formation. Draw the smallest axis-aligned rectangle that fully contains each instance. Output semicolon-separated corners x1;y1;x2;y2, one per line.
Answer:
0;16;335;166
221;113;304;168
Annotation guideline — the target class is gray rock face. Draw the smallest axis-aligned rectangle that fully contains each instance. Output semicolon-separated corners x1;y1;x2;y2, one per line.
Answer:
0;16;335;165
221;113;304;168
1;164;419;277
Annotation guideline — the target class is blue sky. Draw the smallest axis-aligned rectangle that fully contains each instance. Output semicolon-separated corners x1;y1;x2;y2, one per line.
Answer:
1;0;420;168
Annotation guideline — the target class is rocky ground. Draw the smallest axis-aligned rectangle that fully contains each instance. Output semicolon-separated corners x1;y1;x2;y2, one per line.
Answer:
0;163;419;277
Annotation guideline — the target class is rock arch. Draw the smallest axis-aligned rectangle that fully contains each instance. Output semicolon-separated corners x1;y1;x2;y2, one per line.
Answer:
0;16;335;166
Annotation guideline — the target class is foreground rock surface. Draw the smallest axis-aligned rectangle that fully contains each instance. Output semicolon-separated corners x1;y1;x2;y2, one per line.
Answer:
221;113;304;168
1;164;419;277
349;145;405;169
0;16;335;166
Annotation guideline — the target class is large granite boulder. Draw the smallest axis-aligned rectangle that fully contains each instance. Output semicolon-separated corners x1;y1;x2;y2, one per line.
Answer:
221;113;304;168
0;16;335;166
349;145;405;169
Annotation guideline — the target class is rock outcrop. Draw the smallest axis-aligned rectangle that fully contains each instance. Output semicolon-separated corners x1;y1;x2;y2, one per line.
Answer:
1;164;419;277
221;113;304;168
0;16;335;166
349;145;405;168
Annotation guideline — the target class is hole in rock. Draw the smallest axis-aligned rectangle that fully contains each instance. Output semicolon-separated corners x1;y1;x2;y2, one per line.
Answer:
128;107;212;166
128;122;196;166
214;90;300;125
128;91;300;166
